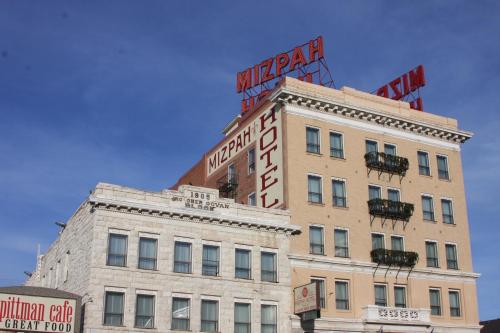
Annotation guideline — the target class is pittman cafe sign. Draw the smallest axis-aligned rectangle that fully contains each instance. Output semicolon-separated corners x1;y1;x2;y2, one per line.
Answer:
294;282;320;321
0;286;81;333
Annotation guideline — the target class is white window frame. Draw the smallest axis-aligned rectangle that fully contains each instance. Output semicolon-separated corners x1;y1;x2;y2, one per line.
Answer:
448;289;462;317
103;286;127;326
135;289;157;329
390;234;405;251
331;177;348;207
334;279;350;311
247;148;256;175
417;150;432;176
171;292;192;331
374;283;388;307
329;130;345;158
334;227;349;258
383;142;397;155
107;229;129;267
234;300;252;332
138;233;159;271
440;197;455;224
63;251;69;282
306;125;321;154
394;285;407;308
429;288;442;316
173;237;193;274
421;193;435;221
228;163;236;182
310;277;327;309
425;239;440;268
368;184;382;200
436;154;450;180
365;139;379;153
200;296;221;332
202;240;222;277
260;247;279;283
445;242;459;270
247;192;256;206
387;187;401;201
307;173;323;204
371;232;386;249
260;301;279;333
309;224;325;255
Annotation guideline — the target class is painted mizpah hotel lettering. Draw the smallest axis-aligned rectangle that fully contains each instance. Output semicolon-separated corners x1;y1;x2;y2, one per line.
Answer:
207;107;284;208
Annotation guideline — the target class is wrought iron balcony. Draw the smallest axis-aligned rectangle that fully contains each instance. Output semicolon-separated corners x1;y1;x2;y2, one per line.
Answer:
368;198;414;222
217;174;238;199
362;305;430;325
364;151;409;179
370;248;419;268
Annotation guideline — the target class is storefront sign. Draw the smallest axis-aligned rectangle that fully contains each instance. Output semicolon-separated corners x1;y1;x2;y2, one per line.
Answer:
376;65;426;111
294;282;320;315
0;293;77;333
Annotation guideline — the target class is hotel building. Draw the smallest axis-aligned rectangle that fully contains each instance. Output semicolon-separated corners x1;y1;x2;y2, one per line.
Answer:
26;183;300;332
173;77;480;332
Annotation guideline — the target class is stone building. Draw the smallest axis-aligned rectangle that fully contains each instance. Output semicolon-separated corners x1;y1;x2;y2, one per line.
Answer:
26;183;300;332
174;77;481;332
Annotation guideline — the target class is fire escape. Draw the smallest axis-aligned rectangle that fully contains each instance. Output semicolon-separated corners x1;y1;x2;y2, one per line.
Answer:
371;248;419;280
217;172;238;199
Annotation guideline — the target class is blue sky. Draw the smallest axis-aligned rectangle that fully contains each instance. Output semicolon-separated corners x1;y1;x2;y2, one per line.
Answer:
1;0;499;320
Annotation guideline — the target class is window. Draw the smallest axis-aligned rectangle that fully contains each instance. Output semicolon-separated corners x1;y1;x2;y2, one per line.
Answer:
228;163;237;183
248;192;256;206
201;300;218;332
234;303;251;333
335;281;349;310
437;155;449;180
235;249;251;279
63;251;69;282
449;291;461;317
334;229;349;257
138;237;157;270
107;234;127;267
384;143;396;156
55;260;60;288
248;148;255;174
202;245;220;276
372;234;385;250
368;185;381;200
394;286;407;308
426;241;439;268
306;127;320;153
174;241;192;273
422;195;435;221
261;304;277;333
261;252;277;282
308;175;322;203
429;289;442;316
374;285;387;306
311;278;326;308
387;189;400;202
418;151;430;176
330;132;344;158
332;179;347;207
309;226;324;255
446;244;458;269
135;294;155;328
441;199;454;224
172;298;190;330
104;292;124;326
365;140;378;153
391;236;404;251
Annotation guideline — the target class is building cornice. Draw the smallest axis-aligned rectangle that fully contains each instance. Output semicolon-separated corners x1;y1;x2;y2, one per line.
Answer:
88;196;301;236
289;254;480;282
271;88;472;144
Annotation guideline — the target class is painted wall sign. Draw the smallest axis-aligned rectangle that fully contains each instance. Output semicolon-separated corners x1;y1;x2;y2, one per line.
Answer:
0;293;77;333
236;36;334;114
375;65;426;111
294;282;320;315
206;107;284;208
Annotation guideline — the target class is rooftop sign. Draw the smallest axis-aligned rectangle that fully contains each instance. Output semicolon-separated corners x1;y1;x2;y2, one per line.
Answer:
375;65;426;111
236;36;334;114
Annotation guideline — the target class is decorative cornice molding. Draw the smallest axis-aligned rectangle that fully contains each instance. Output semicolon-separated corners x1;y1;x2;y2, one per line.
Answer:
88;197;301;236
271;89;472;144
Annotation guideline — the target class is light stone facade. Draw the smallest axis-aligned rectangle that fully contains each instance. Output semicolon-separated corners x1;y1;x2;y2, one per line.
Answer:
26;183;301;333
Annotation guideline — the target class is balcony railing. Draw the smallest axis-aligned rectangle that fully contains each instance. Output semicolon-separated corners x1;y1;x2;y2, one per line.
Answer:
362;305;430;325
368;198;414;222
364;151;409;178
371;248;419;268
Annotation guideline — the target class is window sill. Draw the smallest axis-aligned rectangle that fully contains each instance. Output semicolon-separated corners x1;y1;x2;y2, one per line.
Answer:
443;222;456;226
419;174;433;178
334;256;350;259
332;205;349;210
438;177;451;182
330;156;346;161
423;219;437;223
134;327;156;330
306;151;323;157
308;202;325;207
310;252;326;256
